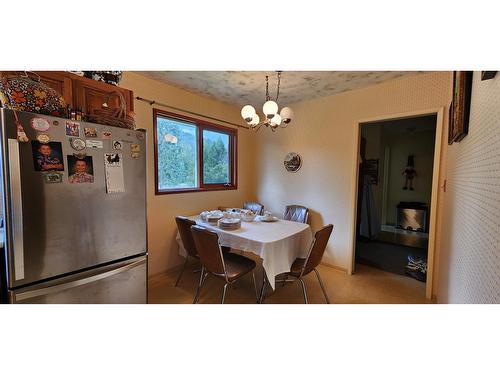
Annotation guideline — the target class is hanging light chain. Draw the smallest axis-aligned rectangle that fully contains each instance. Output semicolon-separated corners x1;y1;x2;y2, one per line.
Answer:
276;71;281;102
265;75;270;101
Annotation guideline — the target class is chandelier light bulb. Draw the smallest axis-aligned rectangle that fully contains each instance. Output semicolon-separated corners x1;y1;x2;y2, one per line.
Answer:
280;107;294;124
263;100;278;119
271;113;282;126
241;105;256;122
249;113;260;125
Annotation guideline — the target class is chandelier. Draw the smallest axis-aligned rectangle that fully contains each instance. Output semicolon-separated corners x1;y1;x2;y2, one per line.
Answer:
240;71;294;132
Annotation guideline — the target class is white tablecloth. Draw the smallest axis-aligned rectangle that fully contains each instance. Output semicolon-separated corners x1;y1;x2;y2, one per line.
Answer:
177;216;312;290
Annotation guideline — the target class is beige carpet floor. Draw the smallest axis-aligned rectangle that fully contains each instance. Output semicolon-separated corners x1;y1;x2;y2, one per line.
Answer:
148;256;430;304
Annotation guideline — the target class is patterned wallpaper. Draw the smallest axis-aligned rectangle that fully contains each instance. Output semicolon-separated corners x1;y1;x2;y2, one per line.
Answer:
137;71;421;106
439;72;500;303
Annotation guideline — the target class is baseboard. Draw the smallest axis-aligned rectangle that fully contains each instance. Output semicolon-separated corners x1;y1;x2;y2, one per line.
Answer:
320;261;347;273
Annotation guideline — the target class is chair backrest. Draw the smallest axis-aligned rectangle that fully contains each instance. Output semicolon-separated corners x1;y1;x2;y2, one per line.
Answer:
302;224;334;276
243;201;264;215
284;205;309;223
175;216;198;258
190;225;226;278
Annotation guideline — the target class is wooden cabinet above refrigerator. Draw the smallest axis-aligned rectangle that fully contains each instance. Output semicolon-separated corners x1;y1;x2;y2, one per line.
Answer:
0;71;134;119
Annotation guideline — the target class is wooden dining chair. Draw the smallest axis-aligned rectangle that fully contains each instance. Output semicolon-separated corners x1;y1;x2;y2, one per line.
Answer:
243;201;265;215
284;205;309;223
174;216;200;287
190;225;258;304
275;224;334;303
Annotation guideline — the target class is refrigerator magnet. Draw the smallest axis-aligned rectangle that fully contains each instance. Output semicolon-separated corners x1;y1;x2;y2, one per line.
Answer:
36;134;51;144
84;127;98;138
65;121;80;137
130;143;141;152
32;141;64;172
85;139;103;149
70;137;86;151
136;132;145;140
31;117;51;132
131;151;140;159
43;171;63;183
112;140;123;150
101;130;112;139
68;155;94;183
53;120;59;126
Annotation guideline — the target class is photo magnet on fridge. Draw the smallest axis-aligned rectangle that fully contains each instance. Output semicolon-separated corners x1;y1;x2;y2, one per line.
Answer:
65;121;80;137
31;141;64;171
84;127;98;138
101;130;112;139
67;155;94;183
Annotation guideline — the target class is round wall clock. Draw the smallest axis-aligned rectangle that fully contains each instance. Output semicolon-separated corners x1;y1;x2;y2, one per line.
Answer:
284;152;302;172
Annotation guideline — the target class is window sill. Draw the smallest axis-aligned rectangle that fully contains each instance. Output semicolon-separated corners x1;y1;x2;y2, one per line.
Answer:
155;185;237;195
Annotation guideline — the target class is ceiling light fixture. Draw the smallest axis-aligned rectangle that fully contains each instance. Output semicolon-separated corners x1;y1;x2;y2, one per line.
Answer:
241;71;294;132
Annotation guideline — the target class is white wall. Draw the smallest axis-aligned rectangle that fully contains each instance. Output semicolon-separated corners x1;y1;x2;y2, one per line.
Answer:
437;72;500;303
254;72;452;274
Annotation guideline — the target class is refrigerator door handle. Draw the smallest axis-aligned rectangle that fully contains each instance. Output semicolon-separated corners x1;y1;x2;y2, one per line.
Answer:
12;257;146;302
8;139;24;281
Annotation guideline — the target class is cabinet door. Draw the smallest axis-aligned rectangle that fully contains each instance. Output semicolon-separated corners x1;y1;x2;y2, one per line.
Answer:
73;78;134;118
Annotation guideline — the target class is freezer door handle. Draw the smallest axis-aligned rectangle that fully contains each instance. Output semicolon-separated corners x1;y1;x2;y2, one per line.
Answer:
8;139;24;280
11;257;147;302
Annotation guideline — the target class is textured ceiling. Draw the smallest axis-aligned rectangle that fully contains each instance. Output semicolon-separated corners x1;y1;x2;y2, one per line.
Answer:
138;71;422;106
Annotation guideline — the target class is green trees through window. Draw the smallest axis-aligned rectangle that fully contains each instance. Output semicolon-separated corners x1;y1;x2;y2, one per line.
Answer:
203;130;229;184
155;111;236;193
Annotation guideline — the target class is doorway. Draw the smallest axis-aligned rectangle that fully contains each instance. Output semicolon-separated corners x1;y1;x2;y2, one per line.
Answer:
353;114;438;292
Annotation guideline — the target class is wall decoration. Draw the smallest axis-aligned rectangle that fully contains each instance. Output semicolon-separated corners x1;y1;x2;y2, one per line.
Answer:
31;141;64;171
364;159;379;185
284;152;302;172
112;140;123;150
65;121;80;137
481;71;497;81
70;137;86;151
67;155;94;183
30;117;51;132
448;71;473;144
84;127;98;138
402;155;417;190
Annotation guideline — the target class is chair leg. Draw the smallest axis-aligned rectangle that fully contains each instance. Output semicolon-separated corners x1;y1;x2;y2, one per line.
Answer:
258;272;268;304
252;271;259;301
193;267;206;304
175;256;189;287
313;268;330;304
298;278;308;304
221;283;229;304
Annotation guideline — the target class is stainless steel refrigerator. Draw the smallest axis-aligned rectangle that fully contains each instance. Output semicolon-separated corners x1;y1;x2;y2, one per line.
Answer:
0;108;147;303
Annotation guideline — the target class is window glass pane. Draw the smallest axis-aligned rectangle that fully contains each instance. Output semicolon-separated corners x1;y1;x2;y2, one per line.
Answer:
156;116;198;190
203;129;230;184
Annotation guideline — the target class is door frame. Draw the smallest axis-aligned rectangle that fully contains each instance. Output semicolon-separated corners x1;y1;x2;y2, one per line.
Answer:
348;107;446;300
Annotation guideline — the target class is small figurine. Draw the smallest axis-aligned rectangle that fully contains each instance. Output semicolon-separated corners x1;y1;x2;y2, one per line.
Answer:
402;154;417;190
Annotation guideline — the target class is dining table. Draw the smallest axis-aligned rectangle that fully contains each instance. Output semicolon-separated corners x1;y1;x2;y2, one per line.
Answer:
176;214;313;294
